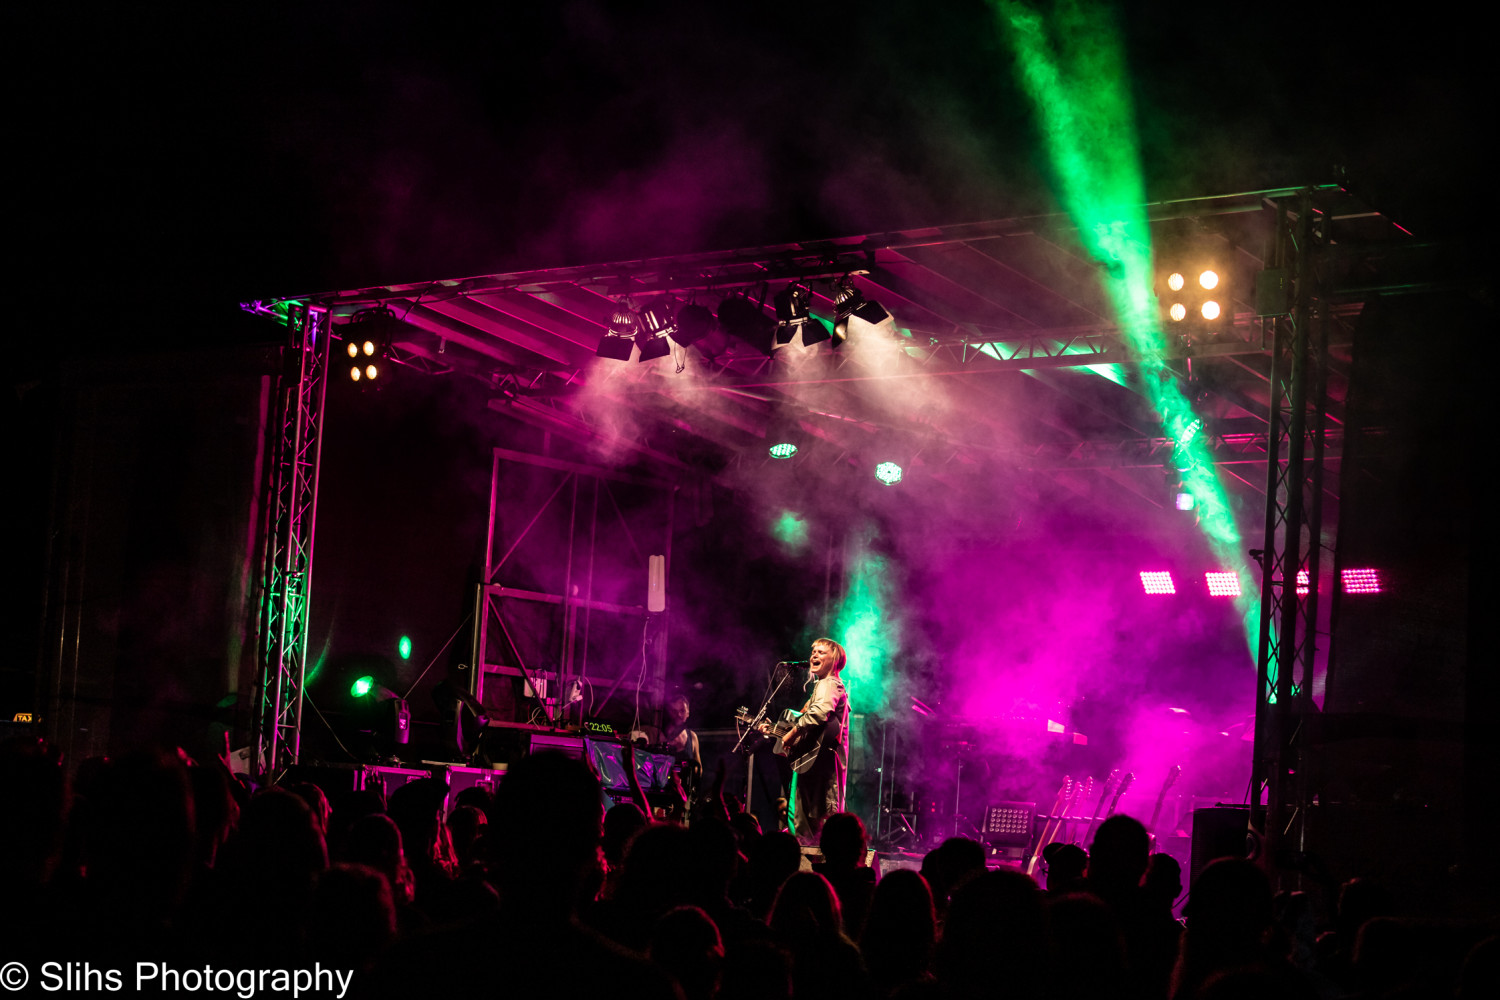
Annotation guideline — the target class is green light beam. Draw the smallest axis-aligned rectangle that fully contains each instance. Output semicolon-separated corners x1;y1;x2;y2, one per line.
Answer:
996;0;1260;666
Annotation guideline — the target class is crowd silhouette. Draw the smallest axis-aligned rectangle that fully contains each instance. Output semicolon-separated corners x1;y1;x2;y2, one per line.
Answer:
2;734;1495;999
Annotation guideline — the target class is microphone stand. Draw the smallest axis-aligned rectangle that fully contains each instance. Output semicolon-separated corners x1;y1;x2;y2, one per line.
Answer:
733;663;795;754
733;663;796;818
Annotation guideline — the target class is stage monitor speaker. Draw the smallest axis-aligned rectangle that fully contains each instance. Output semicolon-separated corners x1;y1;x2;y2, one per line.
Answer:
446;764;504;808
877;852;924;880
1189;805;1251;889
362;765;433;805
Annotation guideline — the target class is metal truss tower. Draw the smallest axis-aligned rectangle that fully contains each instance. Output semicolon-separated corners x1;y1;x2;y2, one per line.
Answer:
253;303;330;778
1250;190;1335;880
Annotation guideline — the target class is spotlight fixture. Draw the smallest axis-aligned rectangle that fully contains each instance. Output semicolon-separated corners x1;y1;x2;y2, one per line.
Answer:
349;675;411;745
717;294;776;355
1158;258;1229;336
636;302;676;362
672;303;715;347
343;307;402;382
1175;491;1195;510
596;304;639;361
833;280;891;344
774;283;811;345
768;442;798;459
1341;568;1382;594
874;461;904;485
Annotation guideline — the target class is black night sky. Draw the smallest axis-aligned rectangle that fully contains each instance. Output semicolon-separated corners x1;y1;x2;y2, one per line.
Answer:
13;0;1482;353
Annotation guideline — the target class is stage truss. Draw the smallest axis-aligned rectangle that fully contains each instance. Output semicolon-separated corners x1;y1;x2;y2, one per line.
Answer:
251;303;330;778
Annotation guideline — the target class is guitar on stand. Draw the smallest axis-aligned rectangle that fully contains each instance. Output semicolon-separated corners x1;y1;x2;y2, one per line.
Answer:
1146;764;1182;848
1061;776;1092;846
1025;775;1072;877
1105;771;1135;820
1081;769;1119;849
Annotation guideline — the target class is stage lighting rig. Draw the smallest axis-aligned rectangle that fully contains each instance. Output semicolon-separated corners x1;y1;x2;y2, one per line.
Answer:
350;675;411;745
1158;260;1230;338
596;303;639;361
343;307;401;382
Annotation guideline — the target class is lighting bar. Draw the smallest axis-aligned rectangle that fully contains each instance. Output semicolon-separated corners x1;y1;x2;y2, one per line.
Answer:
1204;571;1241;597
1341;568;1382;594
1295;570;1310;596
1139;571;1175;595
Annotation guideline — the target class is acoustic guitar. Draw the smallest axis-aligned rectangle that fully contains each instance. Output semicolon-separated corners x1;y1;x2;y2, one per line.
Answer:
735;708;824;773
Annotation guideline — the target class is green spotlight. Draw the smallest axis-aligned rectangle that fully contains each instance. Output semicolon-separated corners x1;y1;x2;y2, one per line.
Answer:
351;675;375;698
874;461;904;485
768;442;798;459
398;636;412;660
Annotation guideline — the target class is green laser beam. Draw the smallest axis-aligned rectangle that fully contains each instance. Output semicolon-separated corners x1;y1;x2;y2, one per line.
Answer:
996;0;1260;665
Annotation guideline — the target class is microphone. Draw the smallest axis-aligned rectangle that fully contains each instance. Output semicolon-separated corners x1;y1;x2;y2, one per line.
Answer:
777;660;810;669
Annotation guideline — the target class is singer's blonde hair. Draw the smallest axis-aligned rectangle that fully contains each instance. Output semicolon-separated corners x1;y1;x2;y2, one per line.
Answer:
813;637;847;673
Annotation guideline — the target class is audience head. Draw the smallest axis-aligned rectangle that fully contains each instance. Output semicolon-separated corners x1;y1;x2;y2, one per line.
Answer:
307;863;397;970
818;812;867;869
603;801;649;868
0;736;68;886
1043;842;1088;893
1143;851;1183;906
938;869;1046;999
488;751;603;913
860;868;936;987
769;871;844;944
1087;814;1150;891
649;905;724;1000
921;837;987;909
286;781;331;837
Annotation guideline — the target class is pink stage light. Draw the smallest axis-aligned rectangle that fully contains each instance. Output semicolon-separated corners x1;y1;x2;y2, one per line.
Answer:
1296;569;1310;596
1342;568;1382;594
1139;571;1176;595
1204;571;1241;597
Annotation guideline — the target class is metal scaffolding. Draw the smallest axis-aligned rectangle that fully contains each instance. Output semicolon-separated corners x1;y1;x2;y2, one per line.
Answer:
469;448;675;733
1251;190;1337;880
252;303;330;778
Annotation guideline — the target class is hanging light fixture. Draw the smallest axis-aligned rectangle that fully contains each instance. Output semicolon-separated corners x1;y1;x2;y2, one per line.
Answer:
596;304;639;360
774;283;810;344
832;279;891;344
635;301;676;362
717;293;776;355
